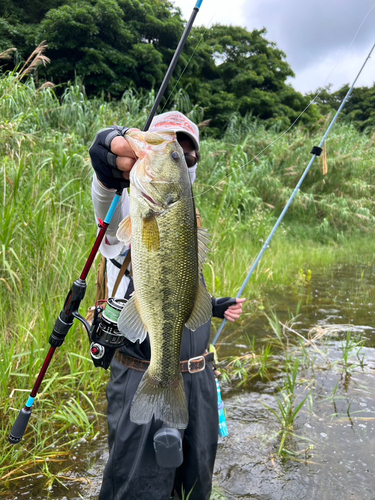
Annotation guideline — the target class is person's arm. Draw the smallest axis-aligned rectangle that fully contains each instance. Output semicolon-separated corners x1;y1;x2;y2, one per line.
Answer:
89;126;138;257
91;175;129;240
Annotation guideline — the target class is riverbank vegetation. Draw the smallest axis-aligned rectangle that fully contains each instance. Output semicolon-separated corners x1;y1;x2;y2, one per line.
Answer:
2;56;375;493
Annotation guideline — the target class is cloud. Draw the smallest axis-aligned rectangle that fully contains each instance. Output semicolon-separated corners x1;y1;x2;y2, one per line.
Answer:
243;0;375;91
288;46;375;93
173;0;375;93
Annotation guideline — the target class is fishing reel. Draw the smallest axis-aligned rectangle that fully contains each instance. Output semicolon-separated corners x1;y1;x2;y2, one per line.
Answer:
88;297;128;369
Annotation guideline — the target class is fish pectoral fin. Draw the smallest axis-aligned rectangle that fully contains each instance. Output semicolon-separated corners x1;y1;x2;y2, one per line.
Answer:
197;227;211;268
142;215;160;251
117;294;148;343
116;215;132;245
185;280;212;331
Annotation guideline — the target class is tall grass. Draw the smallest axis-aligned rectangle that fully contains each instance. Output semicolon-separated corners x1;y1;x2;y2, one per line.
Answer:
1;65;375;487
197;113;375;296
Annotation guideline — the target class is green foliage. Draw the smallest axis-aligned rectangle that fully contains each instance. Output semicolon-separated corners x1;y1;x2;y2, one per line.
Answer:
0;72;110;485
0;0;66;24
221;341;276;386
0;0;321;132
196;113;375;246
2;0;375;135
309;83;375;132
265;359;310;456
36;0;183;96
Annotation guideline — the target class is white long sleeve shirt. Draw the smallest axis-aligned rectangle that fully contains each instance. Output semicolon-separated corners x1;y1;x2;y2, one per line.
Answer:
91;174;131;298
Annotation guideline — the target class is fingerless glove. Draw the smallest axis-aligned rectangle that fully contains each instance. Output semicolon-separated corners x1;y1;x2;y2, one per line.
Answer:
89;126;130;190
211;297;237;318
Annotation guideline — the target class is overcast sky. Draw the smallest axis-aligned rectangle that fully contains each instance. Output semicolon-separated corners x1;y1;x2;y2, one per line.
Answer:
173;0;375;94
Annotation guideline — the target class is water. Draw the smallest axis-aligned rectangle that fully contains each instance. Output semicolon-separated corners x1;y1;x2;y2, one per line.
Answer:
214;263;375;499
5;264;375;499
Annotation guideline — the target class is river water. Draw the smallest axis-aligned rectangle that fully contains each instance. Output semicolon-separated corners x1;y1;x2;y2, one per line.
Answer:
5;264;375;499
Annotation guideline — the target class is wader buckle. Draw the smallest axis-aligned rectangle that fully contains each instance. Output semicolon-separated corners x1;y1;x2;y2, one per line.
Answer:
188;355;205;373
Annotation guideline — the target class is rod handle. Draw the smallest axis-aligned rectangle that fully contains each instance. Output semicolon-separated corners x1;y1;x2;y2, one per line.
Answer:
9;407;32;444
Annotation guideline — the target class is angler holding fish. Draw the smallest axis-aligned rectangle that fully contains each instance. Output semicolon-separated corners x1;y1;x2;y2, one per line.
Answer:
89;111;245;500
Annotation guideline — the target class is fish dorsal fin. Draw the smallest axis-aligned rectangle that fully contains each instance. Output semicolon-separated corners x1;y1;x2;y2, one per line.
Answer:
142;216;160;252
185;280;212;331
116;215;132;245
117;294;148;343
197;227;210;269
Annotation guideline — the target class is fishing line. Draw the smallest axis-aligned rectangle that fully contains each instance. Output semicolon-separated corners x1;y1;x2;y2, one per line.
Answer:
193;2;375;200
321;1;375;89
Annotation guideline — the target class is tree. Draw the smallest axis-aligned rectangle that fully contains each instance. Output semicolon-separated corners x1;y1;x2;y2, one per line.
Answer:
0;0;66;24
36;0;184;96
308;84;375;132
179;25;319;133
0;2;321;133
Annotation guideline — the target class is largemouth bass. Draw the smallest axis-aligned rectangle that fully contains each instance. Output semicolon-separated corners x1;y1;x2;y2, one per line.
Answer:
116;130;212;429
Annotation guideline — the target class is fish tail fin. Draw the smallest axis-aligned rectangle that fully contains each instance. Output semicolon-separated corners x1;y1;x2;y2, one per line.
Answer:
130;370;188;429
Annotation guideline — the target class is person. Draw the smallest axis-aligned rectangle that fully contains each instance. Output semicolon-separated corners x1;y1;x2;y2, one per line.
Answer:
89;111;245;500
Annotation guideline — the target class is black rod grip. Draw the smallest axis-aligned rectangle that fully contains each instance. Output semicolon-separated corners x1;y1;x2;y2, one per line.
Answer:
9;407;32;444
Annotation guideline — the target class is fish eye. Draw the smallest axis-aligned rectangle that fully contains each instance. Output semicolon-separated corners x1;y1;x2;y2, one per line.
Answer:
171;151;180;161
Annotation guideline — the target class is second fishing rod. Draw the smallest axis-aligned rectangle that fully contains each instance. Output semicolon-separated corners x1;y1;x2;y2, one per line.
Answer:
8;0;204;445
212;41;375;346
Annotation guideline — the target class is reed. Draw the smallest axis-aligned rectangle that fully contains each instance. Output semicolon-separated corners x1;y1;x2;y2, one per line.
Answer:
264;359;311;456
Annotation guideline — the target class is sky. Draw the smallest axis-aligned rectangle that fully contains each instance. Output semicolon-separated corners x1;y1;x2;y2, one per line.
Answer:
172;0;375;94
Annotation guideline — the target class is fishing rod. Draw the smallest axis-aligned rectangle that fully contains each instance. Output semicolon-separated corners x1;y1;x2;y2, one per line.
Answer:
144;0;203;130
212;41;375;346
9;0;204;445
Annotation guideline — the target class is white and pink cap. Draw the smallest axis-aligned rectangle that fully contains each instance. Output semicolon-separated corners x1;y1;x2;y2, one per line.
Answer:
148;111;200;153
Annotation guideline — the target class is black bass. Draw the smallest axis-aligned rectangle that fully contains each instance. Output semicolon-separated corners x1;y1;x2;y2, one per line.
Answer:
116;130;212;429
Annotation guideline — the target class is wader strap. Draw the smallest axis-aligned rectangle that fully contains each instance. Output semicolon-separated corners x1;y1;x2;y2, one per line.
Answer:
112;250;132;297
195;208;203;228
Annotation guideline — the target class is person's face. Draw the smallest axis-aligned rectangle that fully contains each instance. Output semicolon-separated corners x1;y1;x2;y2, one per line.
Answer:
177;134;198;168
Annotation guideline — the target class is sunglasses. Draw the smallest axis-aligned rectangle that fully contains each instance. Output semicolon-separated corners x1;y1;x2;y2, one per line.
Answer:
184;153;198;168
